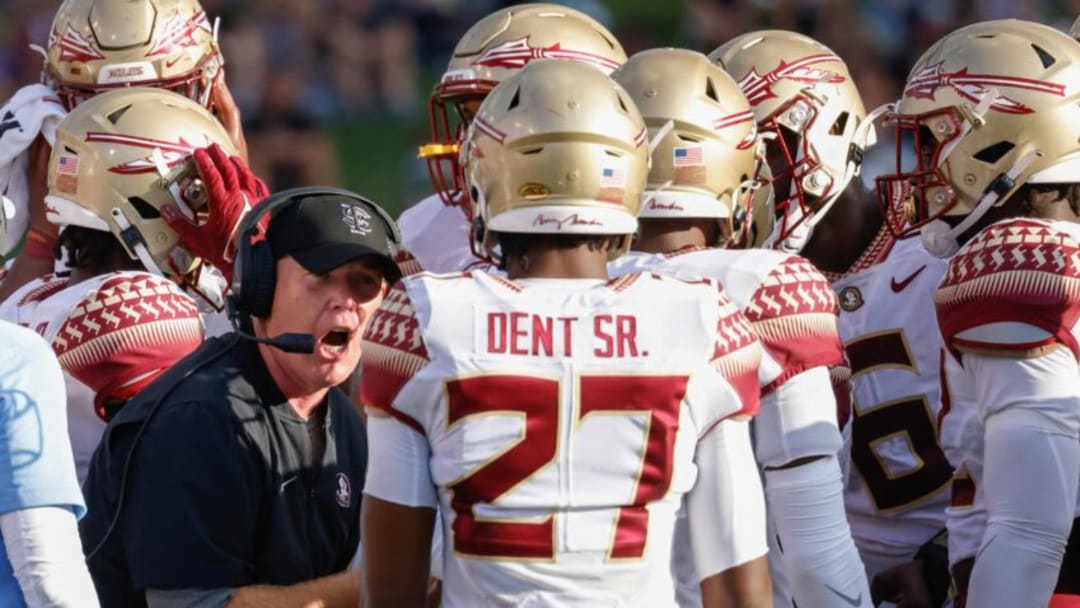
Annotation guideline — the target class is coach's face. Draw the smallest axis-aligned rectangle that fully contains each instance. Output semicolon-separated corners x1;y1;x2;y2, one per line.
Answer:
258;255;388;395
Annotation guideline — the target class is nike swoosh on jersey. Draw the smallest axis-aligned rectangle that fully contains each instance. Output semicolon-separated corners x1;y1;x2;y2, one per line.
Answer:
825;583;864;607
279;475;299;493
890;265;928;293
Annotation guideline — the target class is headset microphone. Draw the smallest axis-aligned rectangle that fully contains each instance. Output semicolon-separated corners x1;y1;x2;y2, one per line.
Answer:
233;329;316;354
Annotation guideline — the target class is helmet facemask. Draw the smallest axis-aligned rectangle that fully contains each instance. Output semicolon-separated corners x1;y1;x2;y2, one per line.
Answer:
420;91;485;213
875;107;972;237
423;3;627;212
758;92;867;252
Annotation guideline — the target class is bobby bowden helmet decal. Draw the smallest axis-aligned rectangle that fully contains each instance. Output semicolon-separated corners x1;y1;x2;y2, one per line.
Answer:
465;59;648;263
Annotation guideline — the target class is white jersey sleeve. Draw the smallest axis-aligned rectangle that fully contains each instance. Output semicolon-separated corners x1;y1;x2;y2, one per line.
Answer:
687;419;767;578
396;195;489;275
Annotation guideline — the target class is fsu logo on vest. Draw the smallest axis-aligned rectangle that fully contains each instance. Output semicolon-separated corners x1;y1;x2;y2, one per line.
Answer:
335;472;352;508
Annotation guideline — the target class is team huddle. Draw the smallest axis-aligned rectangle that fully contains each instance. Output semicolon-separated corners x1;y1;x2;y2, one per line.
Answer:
0;0;1078;607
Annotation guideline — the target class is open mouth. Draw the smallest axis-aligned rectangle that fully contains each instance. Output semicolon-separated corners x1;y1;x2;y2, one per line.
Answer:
320;328;351;353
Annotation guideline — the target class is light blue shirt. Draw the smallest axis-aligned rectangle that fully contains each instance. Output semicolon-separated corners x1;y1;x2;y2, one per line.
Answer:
0;321;85;607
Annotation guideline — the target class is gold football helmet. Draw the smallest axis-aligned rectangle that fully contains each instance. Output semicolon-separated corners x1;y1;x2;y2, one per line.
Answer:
613;48;763;247
421;3;626;210
45;0;222;110
47;87;237;299
464;59;648;260
876;19;1080;256
711;31;873;252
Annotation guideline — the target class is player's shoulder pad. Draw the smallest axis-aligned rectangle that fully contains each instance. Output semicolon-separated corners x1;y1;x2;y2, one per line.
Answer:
360;280;432;419
744;254;843;386
710;287;763;418
52;271;201;358
53;272;203;410
935;219;1080;359
744;254;838;321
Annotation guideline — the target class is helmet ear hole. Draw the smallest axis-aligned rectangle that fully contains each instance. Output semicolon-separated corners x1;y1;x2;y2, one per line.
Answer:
830;111;850;136
107;105;133;125
973;141;1016;165
705;77;719;102
128;197;160;220
508;88;521;111
1031;43;1056;68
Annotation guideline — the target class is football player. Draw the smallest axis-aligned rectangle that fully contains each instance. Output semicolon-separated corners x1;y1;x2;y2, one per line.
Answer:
360;59;771;607
0;87;262;483
712;31;955;606
0;0;246;302
879;19;1080;606
399;3;627;275
608;47;870;608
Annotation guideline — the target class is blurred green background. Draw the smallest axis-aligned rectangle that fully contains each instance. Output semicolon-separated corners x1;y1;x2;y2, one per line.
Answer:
3;0;1076;217
329;1;687;215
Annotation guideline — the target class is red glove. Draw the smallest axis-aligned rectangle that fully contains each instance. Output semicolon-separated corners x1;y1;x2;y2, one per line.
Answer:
161;143;270;282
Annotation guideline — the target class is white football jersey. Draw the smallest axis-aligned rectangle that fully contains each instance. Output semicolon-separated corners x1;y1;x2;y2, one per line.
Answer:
610;248;843;407
0;271;203;482
360;270;762;607
832;234;952;576
934;218;1080;602
610;247;849;606
397;194;488;275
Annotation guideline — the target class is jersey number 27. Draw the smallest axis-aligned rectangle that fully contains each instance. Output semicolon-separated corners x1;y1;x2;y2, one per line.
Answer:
446;374;688;560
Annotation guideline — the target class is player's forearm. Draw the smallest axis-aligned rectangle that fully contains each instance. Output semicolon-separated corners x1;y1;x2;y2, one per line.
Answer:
226;570;361;608
361;495;436;608
764;455;871;607
700;556;771;608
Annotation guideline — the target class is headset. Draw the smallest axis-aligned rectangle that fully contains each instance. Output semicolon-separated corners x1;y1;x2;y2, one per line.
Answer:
85;186;402;562
230;185;402;319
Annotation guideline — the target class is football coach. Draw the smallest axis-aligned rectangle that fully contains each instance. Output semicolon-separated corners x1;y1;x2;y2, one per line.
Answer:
80;185;403;607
